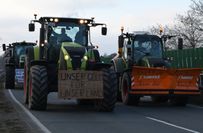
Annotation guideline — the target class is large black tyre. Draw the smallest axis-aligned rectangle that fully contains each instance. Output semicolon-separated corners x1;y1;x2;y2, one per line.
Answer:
170;96;188;106
5;65;15;89
28;65;48;110
95;68;117;112
121;72;140;106
24;47;34;104
111;65;121;101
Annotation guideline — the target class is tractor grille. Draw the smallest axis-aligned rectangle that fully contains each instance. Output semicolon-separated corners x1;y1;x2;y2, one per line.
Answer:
64;46;86;70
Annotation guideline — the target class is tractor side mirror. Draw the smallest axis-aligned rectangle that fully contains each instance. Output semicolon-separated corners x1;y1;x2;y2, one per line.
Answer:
178;38;183;50
2;44;6;51
101;27;107;35
118;35;124;48
29;23;35;32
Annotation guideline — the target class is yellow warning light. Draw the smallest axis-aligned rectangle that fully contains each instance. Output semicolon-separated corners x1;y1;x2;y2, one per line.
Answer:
121;26;124;33
159;25;163;34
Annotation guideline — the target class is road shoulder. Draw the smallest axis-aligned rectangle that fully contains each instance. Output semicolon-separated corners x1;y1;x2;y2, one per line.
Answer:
3;88;45;133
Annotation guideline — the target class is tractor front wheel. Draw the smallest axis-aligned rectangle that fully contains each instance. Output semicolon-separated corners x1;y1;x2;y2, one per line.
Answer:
121;72;140;106
28;65;48;110
95;68;117;112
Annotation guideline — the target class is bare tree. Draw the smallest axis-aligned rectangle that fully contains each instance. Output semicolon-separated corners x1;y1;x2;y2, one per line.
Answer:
175;10;203;48
148;0;203;49
149;25;178;50
190;0;203;30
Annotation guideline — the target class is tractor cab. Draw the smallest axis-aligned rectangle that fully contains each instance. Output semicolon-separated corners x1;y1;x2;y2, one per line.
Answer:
118;31;167;68
13;42;36;68
2;42;36;68
29;16;107;70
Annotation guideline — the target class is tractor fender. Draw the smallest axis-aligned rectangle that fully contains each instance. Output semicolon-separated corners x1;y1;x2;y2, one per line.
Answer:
26;46;39;61
112;57;126;74
25;46;41;68
33;46;39;60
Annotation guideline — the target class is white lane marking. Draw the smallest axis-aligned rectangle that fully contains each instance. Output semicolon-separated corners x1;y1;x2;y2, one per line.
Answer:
187;104;203;109
8;89;51;133
146;117;200;133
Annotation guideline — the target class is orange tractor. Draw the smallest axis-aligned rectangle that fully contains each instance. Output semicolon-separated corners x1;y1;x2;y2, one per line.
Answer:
112;29;202;106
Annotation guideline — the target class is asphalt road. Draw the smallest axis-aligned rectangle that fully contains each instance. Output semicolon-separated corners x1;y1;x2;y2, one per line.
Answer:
7;89;203;133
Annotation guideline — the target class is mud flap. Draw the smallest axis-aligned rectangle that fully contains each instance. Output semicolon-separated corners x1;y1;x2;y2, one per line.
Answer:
130;66;202;95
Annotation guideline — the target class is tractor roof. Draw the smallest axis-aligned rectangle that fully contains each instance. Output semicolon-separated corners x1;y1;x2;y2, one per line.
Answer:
125;33;161;40
12;42;36;46
133;31;150;35
38;17;93;24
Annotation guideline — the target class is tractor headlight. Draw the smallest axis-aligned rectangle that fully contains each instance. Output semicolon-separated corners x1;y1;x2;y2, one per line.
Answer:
79;19;84;24
64;55;70;60
54;18;59;22
83;55;88;61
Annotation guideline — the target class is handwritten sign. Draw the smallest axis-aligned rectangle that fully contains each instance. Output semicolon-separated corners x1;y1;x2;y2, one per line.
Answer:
15;69;24;83
58;70;103;99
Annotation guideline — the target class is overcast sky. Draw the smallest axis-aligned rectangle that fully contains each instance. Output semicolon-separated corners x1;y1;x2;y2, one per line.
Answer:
0;0;191;54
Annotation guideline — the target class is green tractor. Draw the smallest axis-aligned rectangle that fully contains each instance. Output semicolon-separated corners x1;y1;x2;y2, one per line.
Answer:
24;15;117;111
2;42;36;89
112;29;201;106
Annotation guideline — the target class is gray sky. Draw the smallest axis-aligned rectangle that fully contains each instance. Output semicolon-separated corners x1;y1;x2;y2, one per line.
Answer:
0;0;191;54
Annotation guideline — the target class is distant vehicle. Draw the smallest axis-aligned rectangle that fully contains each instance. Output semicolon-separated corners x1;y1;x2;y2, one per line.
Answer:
2;42;36;89
112;28;202;106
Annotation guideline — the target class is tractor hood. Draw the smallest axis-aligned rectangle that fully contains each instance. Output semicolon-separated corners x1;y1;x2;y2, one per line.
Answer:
59;42;87;70
63;44;86;59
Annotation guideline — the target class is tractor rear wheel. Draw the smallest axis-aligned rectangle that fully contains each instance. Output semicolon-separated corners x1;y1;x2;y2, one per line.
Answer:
28;65;48;110
5;65;15;89
111;65;122;102
95;68;117;112
121;72;140;106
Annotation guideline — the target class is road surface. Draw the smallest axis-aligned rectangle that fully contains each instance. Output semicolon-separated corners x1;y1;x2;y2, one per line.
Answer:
6;89;203;133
